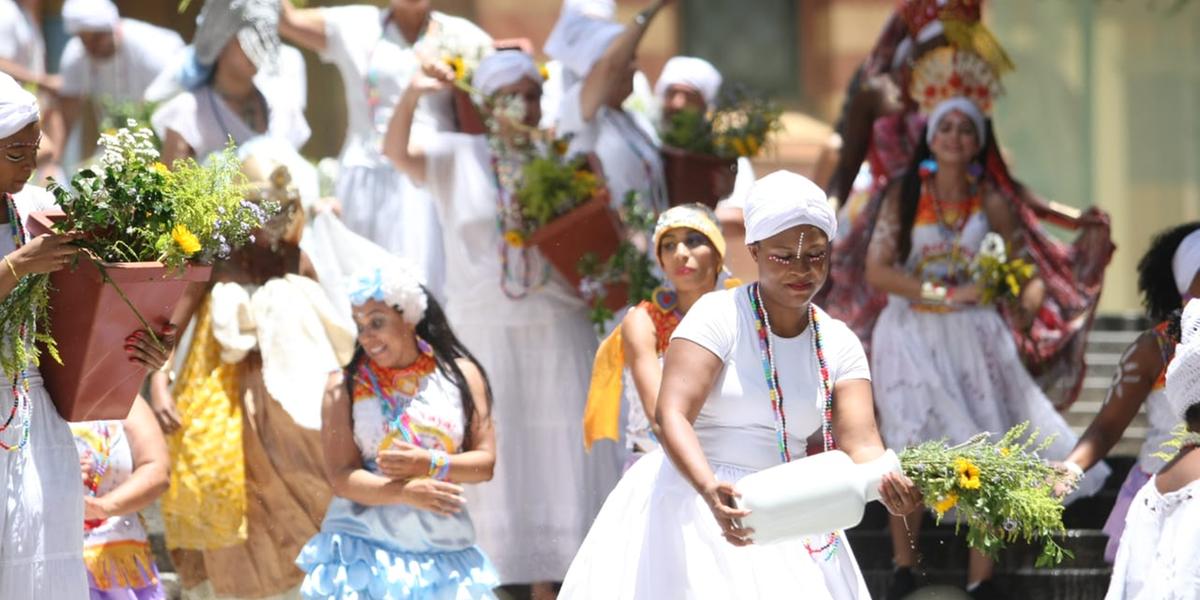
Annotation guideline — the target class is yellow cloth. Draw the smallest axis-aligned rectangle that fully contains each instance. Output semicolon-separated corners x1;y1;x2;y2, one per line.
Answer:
161;299;248;550
653;204;726;259
583;325;625;451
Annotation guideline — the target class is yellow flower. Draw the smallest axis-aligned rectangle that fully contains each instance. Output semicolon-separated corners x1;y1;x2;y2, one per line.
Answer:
153;162;170;177
172;224;202;256
745;136;760;156
933;491;959;517
1006;273;1021;297
731;137;749;157
445;56;467;82
998;446;1011;457
538;63;550;81
503;229;525;248
955;457;982;490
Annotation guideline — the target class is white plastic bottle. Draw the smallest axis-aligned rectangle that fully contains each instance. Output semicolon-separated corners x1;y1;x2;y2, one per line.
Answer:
735;449;901;545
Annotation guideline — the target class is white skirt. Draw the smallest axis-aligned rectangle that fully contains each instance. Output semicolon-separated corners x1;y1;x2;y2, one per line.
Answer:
871;299;1110;499
0;375;88;599
456;310;625;584
335;162;446;301
560;450;871;600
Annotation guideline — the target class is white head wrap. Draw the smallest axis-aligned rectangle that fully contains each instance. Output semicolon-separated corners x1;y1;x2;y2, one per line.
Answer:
193;0;280;73
348;260;428;325
926;96;987;147
743;170;837;244
1173;229;1200;296
0;73;39;139
543;5;623;80
472;51;543;97
654;56;723;107
1166;299;1200;422
62;0;119;34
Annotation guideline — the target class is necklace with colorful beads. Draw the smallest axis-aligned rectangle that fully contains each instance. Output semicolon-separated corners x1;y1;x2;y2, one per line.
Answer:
0;194;32;453
748;282;840;559
489;153;548;300
356;338;437;447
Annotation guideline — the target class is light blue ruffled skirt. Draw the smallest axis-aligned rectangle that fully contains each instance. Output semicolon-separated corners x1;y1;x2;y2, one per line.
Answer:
296;532;499;599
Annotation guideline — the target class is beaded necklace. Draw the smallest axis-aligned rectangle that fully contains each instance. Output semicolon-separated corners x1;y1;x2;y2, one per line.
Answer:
0;194;32;453
748;282;840;559
356;339;437;446
488;153;548;300
924;181;979;282
74;423;115;531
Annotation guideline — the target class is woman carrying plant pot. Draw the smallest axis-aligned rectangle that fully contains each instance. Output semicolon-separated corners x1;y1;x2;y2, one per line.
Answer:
383;51;623;598
653;55;758;282
73;395;171;599
543;0;670;215
279;0;494;301
584;204;738;466
149;0;310;166
0;72;171;600
560;170;922;599
148;151;355;599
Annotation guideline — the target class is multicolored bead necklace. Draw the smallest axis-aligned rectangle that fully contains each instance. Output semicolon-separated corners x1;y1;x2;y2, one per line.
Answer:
0;194;32;453
748;282;840;559
74;423;115;530
355;337;437;445
489;154;548;300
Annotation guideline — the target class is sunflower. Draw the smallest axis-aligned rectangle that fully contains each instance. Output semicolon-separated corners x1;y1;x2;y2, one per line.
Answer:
955;457;982;490
171;224;202;256
933;491;958;517
153;162;171;177
445;56;467;82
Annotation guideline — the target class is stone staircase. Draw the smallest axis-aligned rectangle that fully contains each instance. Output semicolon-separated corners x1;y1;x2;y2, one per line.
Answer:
144;316;1150;599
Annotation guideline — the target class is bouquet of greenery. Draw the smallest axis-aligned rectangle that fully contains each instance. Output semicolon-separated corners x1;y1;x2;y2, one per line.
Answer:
0;122;270;381
900;422;1072;567
660;86;784;159
972;232;1036;305
577;191;662;330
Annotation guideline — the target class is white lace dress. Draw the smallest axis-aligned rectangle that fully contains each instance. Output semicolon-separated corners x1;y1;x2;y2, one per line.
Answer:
869;189;1109;498
1106;475;1200;599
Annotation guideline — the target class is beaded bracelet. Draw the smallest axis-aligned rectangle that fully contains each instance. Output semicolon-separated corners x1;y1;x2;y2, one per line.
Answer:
428;449;451;481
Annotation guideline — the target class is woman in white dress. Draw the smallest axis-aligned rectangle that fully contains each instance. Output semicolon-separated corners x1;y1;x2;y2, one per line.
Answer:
864;62;1109;598
545;0;668;214
152;0;310;166
1058;223;1200;562
584;204;735;462
0;73;170;600
384;51;623;596
1106;299;1200;600
561;171;921;599
280;0;493;298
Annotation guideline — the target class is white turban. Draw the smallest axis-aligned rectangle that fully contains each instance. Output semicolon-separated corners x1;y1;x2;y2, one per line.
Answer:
744;170;837;244
0;73;39;139
193;0;280;73
543;6;623;80
472;51;543;97
62;0;119;34
654;56;723;107
1173;229;1200;296
926;96;987;148
1166;299;1200;422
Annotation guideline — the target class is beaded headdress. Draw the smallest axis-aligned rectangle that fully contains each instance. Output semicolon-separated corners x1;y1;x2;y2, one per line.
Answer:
909;47;1003;117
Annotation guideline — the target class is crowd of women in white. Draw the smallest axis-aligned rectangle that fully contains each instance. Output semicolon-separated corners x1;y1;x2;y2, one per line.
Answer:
2;0;1199;599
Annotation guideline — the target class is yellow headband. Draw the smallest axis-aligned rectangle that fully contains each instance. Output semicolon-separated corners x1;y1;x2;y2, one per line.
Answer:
652;204;726;263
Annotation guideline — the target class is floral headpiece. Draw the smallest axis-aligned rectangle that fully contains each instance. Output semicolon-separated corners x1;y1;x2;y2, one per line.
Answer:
909;47;1003;117
348;262;428;325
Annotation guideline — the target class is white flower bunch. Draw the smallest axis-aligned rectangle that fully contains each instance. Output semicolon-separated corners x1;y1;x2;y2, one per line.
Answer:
976;231;1007;264
99;119;159;173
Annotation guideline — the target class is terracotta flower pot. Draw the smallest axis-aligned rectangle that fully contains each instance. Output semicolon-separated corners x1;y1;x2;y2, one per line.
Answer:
527;191;629;312
28;211;213;421
660;145;739;209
